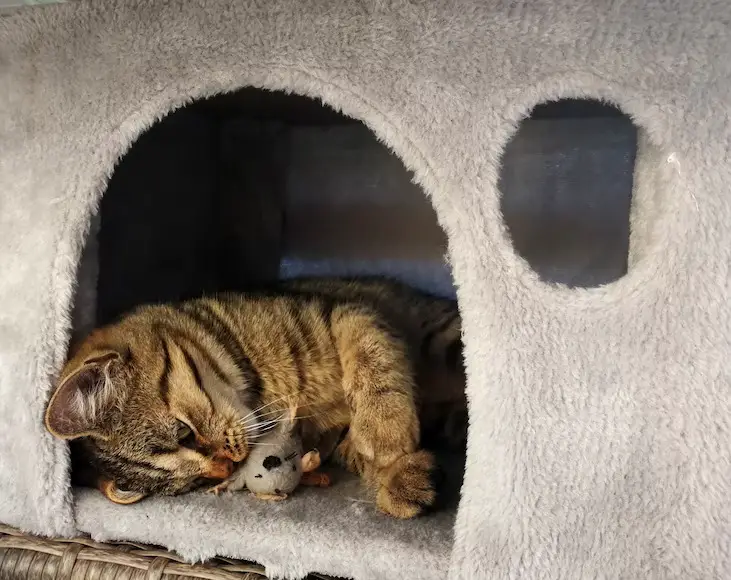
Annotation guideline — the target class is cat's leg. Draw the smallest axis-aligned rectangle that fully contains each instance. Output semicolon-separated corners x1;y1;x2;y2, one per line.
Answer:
330;305;436;518
207;465;247;495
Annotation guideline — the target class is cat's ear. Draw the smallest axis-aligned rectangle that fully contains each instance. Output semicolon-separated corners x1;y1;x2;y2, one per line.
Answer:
44;348;124;440
98;477;147;505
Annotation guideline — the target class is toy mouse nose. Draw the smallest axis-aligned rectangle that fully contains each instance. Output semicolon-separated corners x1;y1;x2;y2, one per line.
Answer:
263;455;282;471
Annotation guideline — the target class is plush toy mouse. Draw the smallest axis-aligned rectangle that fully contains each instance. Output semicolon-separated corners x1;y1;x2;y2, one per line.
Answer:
208;409;332;501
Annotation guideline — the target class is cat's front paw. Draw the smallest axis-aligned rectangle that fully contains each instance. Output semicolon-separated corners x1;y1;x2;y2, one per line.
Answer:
376;450;437;519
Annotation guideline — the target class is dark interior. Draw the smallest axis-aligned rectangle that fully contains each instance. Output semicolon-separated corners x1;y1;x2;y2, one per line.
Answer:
93;89;635;328
501;100;636;286
96;88;440;325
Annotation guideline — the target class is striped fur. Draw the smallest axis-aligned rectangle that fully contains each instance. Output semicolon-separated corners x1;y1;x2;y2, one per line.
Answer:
46;277;466;518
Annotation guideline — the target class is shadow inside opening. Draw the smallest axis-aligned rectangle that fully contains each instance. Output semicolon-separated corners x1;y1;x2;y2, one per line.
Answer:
499;98;637;288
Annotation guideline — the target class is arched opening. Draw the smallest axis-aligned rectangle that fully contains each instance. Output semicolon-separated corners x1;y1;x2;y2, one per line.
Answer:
68;88;463;561
89;88;454;326
66;90;641;575
499;99;637;287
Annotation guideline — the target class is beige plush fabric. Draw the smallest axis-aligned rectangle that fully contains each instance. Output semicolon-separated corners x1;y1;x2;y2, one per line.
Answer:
0;1;729;579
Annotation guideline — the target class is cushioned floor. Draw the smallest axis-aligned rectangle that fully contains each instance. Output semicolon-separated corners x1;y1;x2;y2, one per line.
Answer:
75;453;464;580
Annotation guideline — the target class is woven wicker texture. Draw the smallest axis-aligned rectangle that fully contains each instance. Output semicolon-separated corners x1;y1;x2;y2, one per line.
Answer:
0;525;336;580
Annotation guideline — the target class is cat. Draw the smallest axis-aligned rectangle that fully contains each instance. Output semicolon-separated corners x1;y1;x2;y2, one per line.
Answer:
45;277;466;518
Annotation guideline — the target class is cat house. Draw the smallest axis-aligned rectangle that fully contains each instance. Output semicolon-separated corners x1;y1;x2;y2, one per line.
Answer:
0;1;729;579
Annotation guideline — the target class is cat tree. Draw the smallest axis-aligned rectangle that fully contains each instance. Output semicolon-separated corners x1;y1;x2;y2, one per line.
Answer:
0;1;729;579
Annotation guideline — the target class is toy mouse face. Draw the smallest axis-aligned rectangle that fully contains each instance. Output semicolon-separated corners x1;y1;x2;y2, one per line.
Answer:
241;428;304;498
206;411;331;499
206;407;331;500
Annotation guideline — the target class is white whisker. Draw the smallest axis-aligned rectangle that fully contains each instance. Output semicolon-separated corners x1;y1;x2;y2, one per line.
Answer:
289;413;324;421
246;434;271;441
243;407;285;421
242;422;285;441
237;409;287;428
245;429;276;440
240;395;292;421
247;423;288;435
246;416;286;430
245;409;289;424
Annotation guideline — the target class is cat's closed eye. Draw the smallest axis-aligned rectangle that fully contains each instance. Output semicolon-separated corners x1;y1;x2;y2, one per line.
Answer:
176;421;196;448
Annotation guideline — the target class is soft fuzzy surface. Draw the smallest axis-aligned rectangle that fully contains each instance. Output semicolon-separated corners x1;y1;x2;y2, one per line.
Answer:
1;1;730;579
68;117;634;579
73;459;463;580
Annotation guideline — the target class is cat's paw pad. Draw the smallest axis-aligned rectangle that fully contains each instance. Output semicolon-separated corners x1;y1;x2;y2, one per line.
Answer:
376;450;437;519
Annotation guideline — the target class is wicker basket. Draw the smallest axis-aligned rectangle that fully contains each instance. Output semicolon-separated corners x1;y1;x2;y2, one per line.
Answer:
0;525;336;580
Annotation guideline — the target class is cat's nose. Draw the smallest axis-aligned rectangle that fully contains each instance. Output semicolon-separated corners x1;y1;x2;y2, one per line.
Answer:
204;456;234;480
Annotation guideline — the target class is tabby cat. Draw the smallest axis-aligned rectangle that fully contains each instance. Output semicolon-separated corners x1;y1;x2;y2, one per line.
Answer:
45;277;465;518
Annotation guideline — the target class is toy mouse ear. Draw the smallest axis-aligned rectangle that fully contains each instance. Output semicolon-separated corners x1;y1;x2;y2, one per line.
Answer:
276;401;299;434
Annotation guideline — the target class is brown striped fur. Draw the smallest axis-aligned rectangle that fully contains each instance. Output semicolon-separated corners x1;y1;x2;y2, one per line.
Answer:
45;278;466;518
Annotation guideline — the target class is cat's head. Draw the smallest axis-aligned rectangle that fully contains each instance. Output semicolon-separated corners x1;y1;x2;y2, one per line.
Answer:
45;305;260;504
